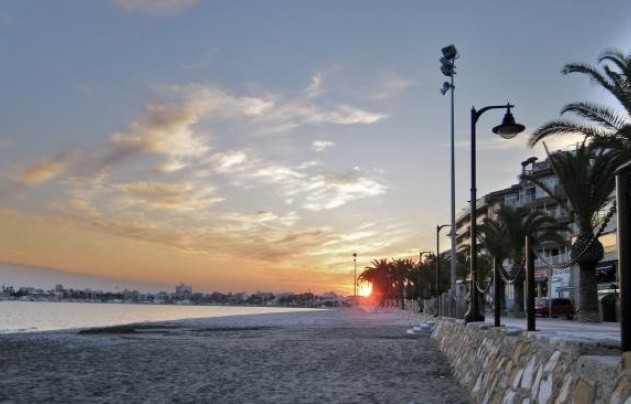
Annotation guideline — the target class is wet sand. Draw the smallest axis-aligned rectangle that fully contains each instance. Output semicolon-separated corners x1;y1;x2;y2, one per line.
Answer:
0;307;469;403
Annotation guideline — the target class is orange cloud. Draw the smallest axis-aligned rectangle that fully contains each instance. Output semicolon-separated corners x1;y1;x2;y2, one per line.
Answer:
15;156;68;186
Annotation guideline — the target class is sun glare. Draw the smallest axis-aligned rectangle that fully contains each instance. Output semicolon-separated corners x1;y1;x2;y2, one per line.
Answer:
357;283;372;297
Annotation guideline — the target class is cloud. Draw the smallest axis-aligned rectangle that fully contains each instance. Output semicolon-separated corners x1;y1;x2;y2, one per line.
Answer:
12;88;215;189
305;72;324;99
8;74;388;190
53;197;102;219
301;172;387;211
15;156;68;186
207;150;248;174
114;181;223;212
221;210;300;232
300;104;386;125
312;140;336;152
114;0;197;14
107;99;212;173
202;148;387;211
370;76;416;100
173;83;387;134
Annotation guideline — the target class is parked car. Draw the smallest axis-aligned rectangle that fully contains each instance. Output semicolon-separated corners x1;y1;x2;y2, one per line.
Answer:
535;297;575;320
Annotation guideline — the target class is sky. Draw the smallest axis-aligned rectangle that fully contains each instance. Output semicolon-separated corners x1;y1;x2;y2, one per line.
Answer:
0;0;630;295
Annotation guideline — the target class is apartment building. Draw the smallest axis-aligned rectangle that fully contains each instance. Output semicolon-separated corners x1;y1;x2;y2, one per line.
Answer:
456;152;617;308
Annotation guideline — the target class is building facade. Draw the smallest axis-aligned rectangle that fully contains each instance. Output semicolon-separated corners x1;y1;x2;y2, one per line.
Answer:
450;152;618;316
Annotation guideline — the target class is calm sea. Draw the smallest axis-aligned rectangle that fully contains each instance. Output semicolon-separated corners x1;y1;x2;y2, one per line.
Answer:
0;301;316;333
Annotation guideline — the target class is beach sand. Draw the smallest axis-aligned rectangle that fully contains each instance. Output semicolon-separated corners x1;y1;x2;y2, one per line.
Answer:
0;307;469;403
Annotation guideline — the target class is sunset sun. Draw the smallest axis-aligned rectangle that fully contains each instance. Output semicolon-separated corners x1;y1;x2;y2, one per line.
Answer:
357;283;372;297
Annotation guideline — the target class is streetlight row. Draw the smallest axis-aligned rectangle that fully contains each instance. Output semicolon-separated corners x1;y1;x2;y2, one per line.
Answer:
351;45;525;320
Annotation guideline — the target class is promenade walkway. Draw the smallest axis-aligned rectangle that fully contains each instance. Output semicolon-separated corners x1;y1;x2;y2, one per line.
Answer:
487;316;621;343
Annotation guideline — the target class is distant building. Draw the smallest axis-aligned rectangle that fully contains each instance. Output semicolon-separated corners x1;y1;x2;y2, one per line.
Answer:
175;283;192;299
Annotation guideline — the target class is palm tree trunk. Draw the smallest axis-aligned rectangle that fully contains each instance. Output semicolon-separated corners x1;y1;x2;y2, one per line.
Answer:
578;261;600;322
513;270;525;316
574;235;604;322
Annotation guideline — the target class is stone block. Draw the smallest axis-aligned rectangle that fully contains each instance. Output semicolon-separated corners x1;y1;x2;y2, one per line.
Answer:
544;351;561;372
512;368;524;390
609;374;631;404
538;375;554;404
576;355;621;400
554;373;573;404
572;377;594;404
503;391;519;404
521;357;537;390
531;365;543;399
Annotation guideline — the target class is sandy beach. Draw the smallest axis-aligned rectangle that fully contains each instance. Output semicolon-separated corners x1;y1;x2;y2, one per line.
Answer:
0;307;468;403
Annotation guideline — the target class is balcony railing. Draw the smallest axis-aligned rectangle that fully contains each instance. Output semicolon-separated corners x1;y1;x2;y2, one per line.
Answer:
535;253;571;268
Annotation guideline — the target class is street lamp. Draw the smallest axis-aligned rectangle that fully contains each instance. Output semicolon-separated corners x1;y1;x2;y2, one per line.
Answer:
465;103;525;323
419;251;432;312
440;44;459;303
436;224;450;317
353;253;357;297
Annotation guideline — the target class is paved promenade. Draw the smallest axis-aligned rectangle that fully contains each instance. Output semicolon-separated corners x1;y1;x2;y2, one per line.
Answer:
488;316;621;343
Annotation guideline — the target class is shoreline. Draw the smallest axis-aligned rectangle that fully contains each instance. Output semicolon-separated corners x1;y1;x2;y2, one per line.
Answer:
0;300;325;334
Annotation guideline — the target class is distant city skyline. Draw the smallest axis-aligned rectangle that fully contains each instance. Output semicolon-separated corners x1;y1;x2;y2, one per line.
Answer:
0;1;630;294
0;262;169;293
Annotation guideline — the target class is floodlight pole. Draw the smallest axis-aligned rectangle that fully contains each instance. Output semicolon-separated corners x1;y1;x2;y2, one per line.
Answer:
436;224;450;317
353;253;357;297
440;45;459;313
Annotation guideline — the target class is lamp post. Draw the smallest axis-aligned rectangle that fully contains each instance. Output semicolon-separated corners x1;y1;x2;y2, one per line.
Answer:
353;253;357;297
436;224;450;317
419;251;432;312
465;103;525;323
440;44;459;305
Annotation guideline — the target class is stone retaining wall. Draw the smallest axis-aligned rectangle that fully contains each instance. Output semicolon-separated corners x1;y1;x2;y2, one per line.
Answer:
395;307;631;403
430;318;631;403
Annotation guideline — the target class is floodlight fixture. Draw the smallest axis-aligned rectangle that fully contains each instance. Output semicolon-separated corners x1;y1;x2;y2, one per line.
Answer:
440;81;452;95
441;44;458;60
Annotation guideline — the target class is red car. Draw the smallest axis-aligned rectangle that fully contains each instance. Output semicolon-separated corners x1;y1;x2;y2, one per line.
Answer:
535;298;575;320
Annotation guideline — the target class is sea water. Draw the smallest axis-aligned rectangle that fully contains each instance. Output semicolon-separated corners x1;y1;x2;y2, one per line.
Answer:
0;301;317;333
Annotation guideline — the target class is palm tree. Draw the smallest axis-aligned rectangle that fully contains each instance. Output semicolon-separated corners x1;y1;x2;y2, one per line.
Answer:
523;144;623;321
359;258;391;307
479;204;566;315
391;258;414;309
528;49;631;155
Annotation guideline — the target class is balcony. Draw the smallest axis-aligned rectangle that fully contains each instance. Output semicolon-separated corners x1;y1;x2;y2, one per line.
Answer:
535;253;571;268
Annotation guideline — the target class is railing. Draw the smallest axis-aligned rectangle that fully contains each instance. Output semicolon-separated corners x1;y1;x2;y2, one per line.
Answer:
534;253;571;268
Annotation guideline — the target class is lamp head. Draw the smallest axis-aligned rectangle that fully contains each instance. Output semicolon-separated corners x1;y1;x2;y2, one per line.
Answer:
492;106;525;139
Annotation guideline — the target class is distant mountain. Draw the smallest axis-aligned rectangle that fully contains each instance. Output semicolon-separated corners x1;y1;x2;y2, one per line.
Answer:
0;261;169;293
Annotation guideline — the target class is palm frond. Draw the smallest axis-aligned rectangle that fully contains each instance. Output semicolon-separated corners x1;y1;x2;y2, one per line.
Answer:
562;62;617;96
528;120;609;147
561;102;629;130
